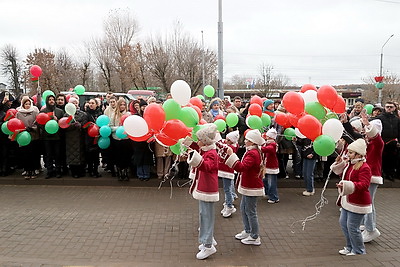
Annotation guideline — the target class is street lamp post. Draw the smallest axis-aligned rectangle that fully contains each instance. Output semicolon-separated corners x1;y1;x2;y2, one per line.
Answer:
217;0;224;98
378;34;394;105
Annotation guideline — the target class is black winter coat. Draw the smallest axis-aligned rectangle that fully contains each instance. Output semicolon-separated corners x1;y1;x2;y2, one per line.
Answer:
65;110;88;165
376;112;400;143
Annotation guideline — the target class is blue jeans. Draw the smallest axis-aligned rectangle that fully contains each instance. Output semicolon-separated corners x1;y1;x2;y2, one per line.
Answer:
339;208;366;254
364;183;379;232
240;195;259;239
222;178;234;208
263;174;279;201
302;158;316;192
137;165;150;179
199;201;215;246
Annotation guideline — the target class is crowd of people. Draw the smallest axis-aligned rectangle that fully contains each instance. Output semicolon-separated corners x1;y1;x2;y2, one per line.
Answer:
1;89;400;258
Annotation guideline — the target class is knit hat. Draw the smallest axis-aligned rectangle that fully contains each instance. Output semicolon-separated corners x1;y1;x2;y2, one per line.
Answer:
369;119;382;135
347;138;367;156
196;123;218;145
245;129;265;146
350;118;363;132
226;130;239;144
139;99;148;107
263;99;274;111
69;97;79;104
209;98;221;110
265;127;277;139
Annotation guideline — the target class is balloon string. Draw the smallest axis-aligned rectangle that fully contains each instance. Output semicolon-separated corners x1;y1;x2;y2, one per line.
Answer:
290;169;333;233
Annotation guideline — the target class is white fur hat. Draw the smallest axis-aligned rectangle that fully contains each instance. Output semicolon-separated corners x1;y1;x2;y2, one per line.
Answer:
266;128;277;139
347;138;367;156
350;119;363;132
69;97;79;104
226;130;239;144
369;119;382;135
245;129;265;146
196;123;218;145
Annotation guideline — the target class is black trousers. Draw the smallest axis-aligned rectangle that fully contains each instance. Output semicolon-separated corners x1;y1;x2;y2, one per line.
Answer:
44;140;61;173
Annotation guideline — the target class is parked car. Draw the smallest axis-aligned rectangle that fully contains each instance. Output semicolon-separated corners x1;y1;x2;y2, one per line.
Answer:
61;91;135;110
127;89;155;100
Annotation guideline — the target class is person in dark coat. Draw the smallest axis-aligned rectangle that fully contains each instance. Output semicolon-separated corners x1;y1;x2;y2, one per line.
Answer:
65;97;88;178
56;93;68;174
85;98;103;177
0;91;14;176
40;94;64;178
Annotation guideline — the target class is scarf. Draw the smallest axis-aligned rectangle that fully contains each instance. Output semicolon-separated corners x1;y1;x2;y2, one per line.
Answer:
211;109;219;118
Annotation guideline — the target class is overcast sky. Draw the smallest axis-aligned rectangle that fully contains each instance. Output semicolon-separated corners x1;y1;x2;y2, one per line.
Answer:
2;0;400;87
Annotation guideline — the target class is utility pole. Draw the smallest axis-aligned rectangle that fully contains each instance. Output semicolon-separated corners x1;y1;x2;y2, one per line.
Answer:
217;0;224;98
377;34;394;105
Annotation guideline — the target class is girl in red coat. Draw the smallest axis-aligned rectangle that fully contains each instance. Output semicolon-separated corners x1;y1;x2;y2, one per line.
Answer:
187;123;219;260
261;128;280;203
226;129;265;246
219;130;239;217
331;138;372;255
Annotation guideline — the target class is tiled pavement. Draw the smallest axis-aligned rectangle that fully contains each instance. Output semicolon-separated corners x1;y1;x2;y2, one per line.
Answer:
0;179;399;266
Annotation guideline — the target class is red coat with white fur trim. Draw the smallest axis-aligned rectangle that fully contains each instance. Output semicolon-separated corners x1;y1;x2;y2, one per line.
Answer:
225;147;264;196
365;125;384;184
187;147;219;202
261;141;279;174
333;161;372;214
218;143;238;179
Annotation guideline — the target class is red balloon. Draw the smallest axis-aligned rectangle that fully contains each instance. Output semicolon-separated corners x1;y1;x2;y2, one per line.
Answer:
189;97;203;110
88;124;99;137
287;113;304;128
31;95;38;105
58;117;70;129
297;115;322;141
192;105;202;120
143;103;165;132
249;103;262;117
317;85;338;109
214;114;225;121
282;92;304;116
36;113;51;125
30;65;42;77
129;132;153;142
155;132;178;146
332;95;346;114
5;109;17;121
250;95;263;107
7;118;25;132
161;119;189;140
120;113;130;125
300;84;317;93
274;112;291;128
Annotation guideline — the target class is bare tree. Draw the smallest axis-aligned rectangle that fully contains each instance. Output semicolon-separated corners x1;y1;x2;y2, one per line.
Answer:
362;73;400;104
91;37;115;91
257;63;290;97
1;44;22;95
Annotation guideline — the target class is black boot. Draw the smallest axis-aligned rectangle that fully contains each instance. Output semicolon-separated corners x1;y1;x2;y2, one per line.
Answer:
123;169;129;181
56;167;62;178
92;165;101;178
117;167;123;181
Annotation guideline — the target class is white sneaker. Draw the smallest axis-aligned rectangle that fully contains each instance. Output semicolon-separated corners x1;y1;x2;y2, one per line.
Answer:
220;203;227;215
196;245;216;260
359;225;365;231
302;190;315;196
222;206;236;218
363;229;381;243
22;171;27;176
339;247;351;255
267;199;279;204
235;230;250;240
241;236;261;246
198;238;218;250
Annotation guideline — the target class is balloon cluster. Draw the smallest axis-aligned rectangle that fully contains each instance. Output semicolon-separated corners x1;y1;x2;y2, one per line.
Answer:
276;84;346;157
122;80;220;155
1;110;31;146
245;95;272;131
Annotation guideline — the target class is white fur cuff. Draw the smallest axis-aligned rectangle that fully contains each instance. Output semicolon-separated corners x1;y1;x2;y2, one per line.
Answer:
339;180;355;196
187;150;203;168
330;161;346;175
225;153;239;168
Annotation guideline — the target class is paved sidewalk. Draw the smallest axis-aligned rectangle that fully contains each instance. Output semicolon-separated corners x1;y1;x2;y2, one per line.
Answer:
0;185;399;266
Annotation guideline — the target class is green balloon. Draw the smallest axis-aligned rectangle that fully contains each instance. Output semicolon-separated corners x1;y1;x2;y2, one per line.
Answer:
284;128;296;140
163;99;181;121
196;95;205;100
305;101;326;120
325;112;338;120
364;104;374;115
261;113;271;127
204;85;215;98
226;113;239;127
74;85;86;95
214;119;226;132
375;82;384;89
247;115;263;130
313;134;335;157
179;107;199;127
170;140;187;155
45;120;59;134
1;122;13;135
192;125;205;141
42;90;55;101
16;131;32;146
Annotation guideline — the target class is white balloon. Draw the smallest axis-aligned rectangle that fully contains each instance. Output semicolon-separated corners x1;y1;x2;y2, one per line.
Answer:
302;90;318;104
170;80;191;106
123;115;149;137
65;103;76;116
295;128;306;138
322;118;344;142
